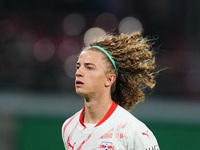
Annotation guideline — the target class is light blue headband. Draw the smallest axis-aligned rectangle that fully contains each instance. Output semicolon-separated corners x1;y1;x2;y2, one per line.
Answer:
92;46;118;77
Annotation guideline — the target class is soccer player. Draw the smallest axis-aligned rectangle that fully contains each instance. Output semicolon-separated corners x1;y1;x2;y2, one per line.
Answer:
62;32;160;150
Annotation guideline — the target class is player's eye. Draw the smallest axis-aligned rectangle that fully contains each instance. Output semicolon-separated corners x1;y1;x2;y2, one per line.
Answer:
87;67;93;70
76;65;80;70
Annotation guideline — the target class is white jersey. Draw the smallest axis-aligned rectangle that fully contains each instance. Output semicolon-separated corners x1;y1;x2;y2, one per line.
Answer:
62;102;160;150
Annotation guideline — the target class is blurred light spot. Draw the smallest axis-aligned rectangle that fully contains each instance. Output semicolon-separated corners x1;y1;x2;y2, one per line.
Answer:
84;27;106;46
34;38;55;62
57;39;80;62
63;13;86;36
95;13;118;31
64;55;78;78
118;16;142;34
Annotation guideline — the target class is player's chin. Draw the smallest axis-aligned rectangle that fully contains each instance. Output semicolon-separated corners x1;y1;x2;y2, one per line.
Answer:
76;89;90;99
75;88;84;95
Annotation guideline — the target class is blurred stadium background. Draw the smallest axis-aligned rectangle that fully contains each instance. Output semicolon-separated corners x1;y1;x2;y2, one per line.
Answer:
0;0;200;150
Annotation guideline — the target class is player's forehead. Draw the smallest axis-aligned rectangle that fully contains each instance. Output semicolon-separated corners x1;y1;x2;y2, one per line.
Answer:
77;50;105;65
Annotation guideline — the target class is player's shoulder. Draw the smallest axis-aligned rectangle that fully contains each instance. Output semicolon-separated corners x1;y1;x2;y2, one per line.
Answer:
115;105;148;130
115;105;159;147
62;109;81;131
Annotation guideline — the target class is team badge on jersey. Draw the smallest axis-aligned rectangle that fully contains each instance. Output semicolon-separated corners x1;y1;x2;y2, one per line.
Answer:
98;141;115;150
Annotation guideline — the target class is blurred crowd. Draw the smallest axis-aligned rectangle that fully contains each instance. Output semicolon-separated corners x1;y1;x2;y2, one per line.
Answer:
0;0;200;99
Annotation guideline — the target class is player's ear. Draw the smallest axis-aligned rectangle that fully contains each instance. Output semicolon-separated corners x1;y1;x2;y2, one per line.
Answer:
105;73;116;87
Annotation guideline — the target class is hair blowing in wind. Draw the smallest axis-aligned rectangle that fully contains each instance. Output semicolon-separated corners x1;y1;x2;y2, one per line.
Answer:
89;32;156;111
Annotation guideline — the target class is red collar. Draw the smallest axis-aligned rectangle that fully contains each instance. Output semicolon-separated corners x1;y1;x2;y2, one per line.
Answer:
79;101;118;128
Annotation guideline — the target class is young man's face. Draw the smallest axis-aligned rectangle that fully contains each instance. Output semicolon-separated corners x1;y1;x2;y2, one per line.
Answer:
75;50;109;98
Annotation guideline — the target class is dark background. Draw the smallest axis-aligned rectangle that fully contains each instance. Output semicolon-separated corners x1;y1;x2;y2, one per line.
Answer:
0;0;200;150
1;0;200;99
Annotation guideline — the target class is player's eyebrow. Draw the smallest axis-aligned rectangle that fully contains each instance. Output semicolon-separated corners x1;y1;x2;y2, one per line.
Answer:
84;63;96;66
76;62;96;66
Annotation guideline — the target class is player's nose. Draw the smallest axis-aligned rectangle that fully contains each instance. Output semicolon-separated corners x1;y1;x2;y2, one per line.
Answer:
75;67;84;77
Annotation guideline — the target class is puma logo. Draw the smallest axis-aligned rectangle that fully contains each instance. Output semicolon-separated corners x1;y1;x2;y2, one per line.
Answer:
68;142;76;150
142;130;150;139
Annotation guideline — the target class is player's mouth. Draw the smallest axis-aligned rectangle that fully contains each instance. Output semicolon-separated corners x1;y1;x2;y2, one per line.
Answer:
75;80;84;87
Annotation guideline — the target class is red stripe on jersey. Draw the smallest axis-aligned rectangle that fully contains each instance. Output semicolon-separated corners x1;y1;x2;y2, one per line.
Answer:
79;101;118;128
63;112;79;138
79;107;86;128
100;128;114;139
95;101;118;127
77;132;93;150
67;122;79;145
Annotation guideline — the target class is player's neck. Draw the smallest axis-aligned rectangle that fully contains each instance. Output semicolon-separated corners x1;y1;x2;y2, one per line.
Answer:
83;93;113;124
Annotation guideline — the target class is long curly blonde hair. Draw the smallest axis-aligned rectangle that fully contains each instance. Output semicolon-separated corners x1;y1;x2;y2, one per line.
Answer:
83;32;156;111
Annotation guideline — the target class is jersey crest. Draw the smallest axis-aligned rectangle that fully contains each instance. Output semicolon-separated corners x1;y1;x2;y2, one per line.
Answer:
98;141;115;150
